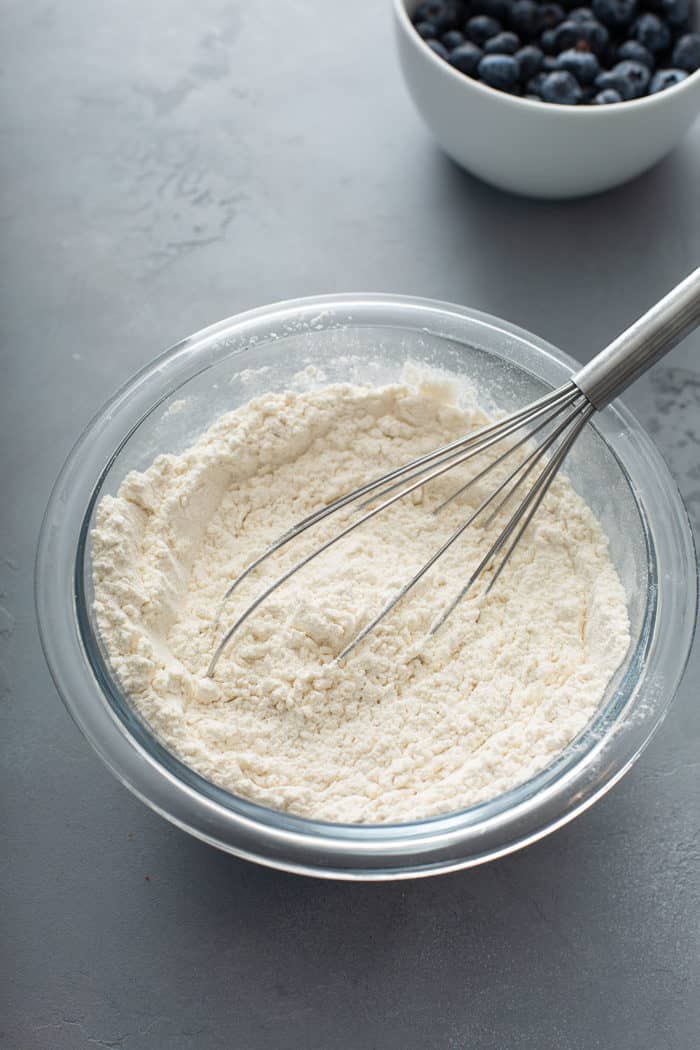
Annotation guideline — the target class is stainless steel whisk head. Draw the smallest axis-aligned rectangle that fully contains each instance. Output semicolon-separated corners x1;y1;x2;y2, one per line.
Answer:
207;267;700;678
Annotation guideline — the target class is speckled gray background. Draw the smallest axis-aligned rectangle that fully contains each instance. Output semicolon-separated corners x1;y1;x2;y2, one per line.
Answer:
2;2;699;1048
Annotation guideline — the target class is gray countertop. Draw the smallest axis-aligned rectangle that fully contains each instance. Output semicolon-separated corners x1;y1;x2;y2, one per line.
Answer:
2;2;699;1047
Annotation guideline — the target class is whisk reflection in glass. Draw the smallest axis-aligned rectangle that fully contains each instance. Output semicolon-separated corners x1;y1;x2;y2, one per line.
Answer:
207;267;700;677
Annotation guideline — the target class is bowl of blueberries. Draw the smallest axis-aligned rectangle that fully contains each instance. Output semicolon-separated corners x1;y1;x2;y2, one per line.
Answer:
393;0;700;196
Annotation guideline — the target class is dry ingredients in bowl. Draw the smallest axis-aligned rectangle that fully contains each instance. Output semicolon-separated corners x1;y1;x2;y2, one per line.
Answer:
92;376;630;823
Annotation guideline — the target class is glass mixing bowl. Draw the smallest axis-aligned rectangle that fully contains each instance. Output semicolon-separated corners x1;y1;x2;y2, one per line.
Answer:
36;294;697;880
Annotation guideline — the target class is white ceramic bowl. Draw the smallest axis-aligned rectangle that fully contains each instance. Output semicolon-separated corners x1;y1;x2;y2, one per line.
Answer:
393;0;700;198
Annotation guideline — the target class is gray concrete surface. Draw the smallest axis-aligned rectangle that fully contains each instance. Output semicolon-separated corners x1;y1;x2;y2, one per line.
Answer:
2;2;699;1047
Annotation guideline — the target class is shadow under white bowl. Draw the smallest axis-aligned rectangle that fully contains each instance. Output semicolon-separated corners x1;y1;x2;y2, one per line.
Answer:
394;0;700;199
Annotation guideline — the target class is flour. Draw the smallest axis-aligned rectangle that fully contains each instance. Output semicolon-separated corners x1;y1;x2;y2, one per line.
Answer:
91;378;631;823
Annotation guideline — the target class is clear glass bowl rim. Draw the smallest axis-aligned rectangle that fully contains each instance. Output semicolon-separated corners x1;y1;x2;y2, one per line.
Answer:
35;293;698;880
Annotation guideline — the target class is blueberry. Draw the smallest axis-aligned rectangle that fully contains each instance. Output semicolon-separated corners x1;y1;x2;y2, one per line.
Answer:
631;14;671;55
442;29;466;48
578;19;609;54
591;0;637;29
466;14;503;45
427;39;450;59
570;7;595;20
557;47;600;82
595;58;650;98
649;67;689;92
484;31;521;53
542;54;560;70
508;0;541;39
613;59;651;97
516;44;544;78
672;33;700;73
539;4;566;30
656;0;691;30
541;69;583;102
540;29;558;53
550;19;582;49
478;52;521;88
593;87;623;101
551;18;608;55
448;41;484;75
413;1;459;33
617;40;654;67
593;69;618;91
415;21;438;39
527;71;549;92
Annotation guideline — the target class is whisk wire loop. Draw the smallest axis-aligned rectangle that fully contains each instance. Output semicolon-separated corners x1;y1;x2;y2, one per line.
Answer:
338;397;590;660
207;384;586;676
204;265;700;676
429;401;595;636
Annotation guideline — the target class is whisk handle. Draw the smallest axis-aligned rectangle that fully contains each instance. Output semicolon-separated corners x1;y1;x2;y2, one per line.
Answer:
573;265;700;410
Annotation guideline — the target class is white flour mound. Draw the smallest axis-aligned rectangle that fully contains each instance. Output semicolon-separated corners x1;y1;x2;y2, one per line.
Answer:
92;378;631;823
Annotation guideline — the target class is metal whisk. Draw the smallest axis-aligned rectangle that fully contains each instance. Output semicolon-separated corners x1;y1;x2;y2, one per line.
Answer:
207;267;700;677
